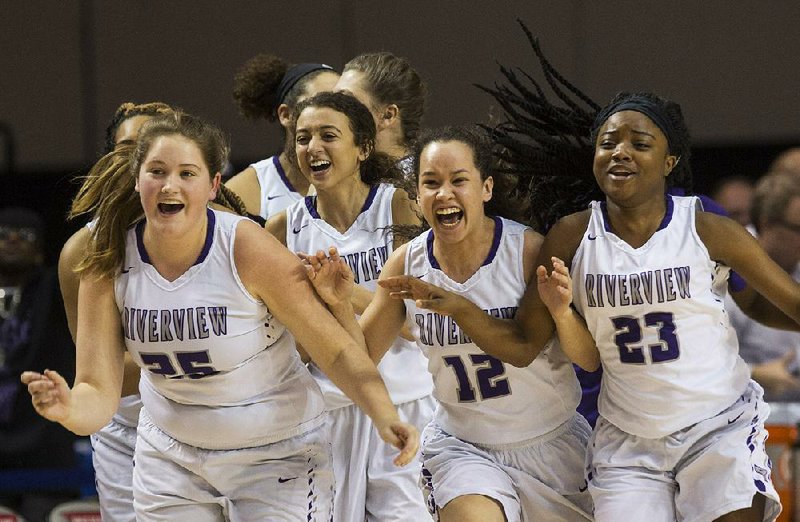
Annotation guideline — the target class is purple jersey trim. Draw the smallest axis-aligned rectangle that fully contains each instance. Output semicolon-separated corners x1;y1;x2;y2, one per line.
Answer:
135;207;215;267
426;216;503;270
600;195;674;234
272;155;297;194
304;185;379;220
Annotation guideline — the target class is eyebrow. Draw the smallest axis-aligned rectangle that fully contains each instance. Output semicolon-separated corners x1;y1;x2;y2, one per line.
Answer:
420;168;471;177
601;129;656;139
145;159;201;169
296;124;342;133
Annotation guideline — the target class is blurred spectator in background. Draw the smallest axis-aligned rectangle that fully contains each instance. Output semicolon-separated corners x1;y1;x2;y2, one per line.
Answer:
710;175;755;228
726;172;800;401
0;207;79;520
770;147;800;177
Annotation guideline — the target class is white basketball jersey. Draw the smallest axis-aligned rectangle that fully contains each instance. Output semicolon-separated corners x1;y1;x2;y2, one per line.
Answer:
404;218;581;445
115;209;325;450
285;184;433;409
252;155;304;220
571;196;750;438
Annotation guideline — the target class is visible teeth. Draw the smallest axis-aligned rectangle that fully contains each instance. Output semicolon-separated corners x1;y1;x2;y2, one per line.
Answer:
310;159;330;167
436;208;461;215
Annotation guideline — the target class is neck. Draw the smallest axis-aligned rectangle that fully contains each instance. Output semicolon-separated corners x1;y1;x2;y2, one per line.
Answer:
433;215;496;283
278;152;311;196
314;178;372;233
375;131;408;161
604;196;667;248
142;213;209;281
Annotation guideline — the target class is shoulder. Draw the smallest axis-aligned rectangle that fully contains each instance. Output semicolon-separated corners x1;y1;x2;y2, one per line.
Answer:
264;210;288;247
543;210;591;264
380;242;410;278
391;186;421;227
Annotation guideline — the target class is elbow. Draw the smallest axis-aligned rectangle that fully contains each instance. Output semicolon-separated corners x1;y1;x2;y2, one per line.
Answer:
507;351;537;368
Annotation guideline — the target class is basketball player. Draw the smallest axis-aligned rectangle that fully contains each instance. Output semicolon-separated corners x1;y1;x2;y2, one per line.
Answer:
24;111;418;520
304;126;593;522
334;52;426;179
58;101;173;522
227;55;339;222
265;91;435;522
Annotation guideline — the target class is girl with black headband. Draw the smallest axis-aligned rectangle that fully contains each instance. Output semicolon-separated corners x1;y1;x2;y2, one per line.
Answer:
227;55;339;224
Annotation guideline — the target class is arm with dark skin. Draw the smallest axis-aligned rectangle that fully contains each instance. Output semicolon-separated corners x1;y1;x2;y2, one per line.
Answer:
697;212;800;329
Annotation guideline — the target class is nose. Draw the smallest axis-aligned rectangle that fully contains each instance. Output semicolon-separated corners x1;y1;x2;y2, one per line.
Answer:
611;143;631;161
161;173;177;193
307;135;323;154
436;184;453;200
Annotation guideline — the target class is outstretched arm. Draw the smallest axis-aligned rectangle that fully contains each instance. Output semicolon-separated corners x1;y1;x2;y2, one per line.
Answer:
699;212;800;329
235;221;418;466
23;271;126;435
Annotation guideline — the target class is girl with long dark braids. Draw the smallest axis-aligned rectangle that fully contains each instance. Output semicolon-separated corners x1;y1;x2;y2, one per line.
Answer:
446;23;800;521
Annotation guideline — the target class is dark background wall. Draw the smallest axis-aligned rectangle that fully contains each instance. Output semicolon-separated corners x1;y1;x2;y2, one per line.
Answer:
2;1;799;260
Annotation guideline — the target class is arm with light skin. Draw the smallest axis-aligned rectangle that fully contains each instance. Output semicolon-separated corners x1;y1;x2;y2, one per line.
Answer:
235;220;418;466
303;244;412;365
59;227;141;397
697;212;800;329
225;166;262;217
375;225;595;369
22;271;126;435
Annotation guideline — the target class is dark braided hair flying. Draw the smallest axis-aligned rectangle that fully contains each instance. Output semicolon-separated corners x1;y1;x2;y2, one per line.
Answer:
477;20;693;232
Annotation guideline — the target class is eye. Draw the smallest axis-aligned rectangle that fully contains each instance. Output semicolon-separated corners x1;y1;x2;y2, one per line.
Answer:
323;132;338;141
634;142;651;150
296;135;310;145
149;168;164;176
181;170;196;177
421;179;439;188
599;140;615;149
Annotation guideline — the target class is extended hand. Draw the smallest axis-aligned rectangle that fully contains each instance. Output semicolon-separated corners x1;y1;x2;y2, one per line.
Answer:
20;369;71;424
376;420;420;467
537;256;573;320
379;275;464;316
298;247;354;306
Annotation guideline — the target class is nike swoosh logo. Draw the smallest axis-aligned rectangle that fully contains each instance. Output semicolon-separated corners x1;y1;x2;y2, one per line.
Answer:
292;223;309;234
587;234;597;241
578;481;588;492
727;412;744;425
278;477;298;483
121;266;133;274
267;195;283;201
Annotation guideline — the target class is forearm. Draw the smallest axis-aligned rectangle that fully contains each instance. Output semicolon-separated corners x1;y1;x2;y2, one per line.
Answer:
449;297;542;367
551;308;600;371
324;347;399;428
329;300;367;352
62;382;119;435
746;293;800;331
120;353;141;397
350;285;374;316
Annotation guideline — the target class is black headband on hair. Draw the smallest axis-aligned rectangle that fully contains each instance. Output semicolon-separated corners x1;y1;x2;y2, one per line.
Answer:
592;96;678;153
275;63;334;107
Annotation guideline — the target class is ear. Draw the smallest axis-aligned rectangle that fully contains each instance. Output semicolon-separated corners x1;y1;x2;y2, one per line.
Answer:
358;141;373;162
664;154;678;177
378;104;400;131
134;175;141;193
209;172;222;200
482;176;494;203
277;103;293;129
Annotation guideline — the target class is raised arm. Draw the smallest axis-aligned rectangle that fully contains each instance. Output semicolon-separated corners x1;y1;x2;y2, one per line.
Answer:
235;220;418;465
23;271;126;435
698;212;800;329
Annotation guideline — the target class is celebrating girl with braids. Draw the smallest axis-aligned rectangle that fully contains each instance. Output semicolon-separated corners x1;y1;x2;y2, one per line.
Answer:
26;110;418;520
226;54;339;223
447;24;800;521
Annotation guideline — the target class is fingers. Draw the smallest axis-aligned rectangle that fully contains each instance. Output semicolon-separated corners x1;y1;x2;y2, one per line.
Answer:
390;423;420;467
